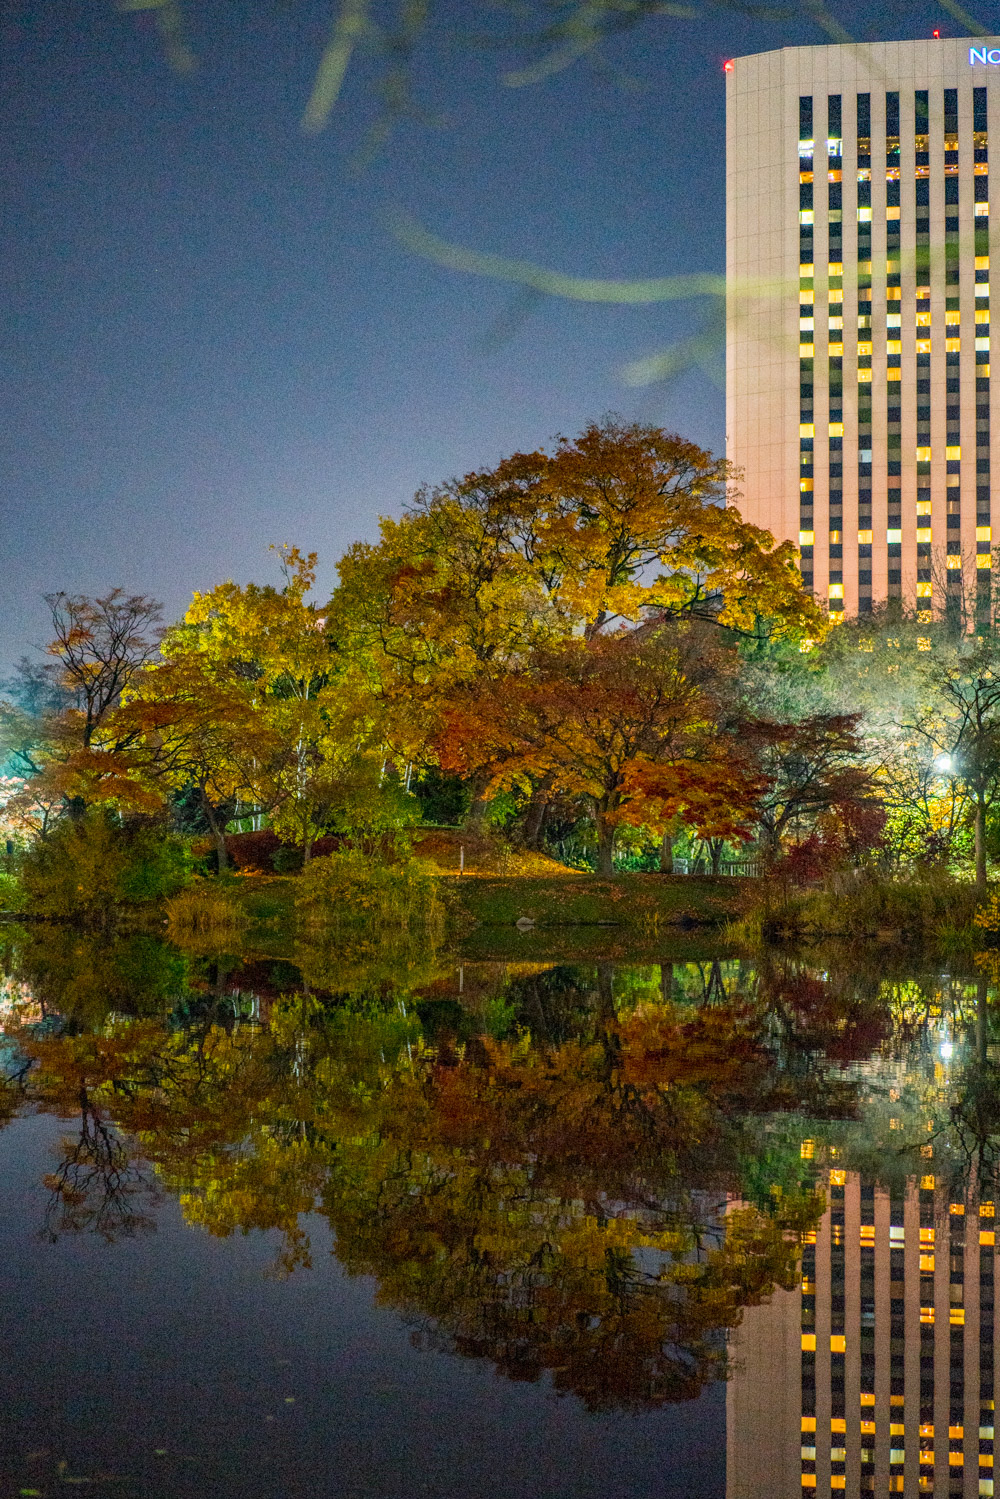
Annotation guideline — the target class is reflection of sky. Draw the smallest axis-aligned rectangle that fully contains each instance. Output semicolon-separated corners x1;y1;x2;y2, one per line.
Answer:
0;0;967;669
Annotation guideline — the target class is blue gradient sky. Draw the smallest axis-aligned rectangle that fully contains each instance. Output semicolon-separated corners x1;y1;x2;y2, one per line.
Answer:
0;0;967;665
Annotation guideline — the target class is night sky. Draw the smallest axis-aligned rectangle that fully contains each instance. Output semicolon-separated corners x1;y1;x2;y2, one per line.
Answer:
0;0;980;667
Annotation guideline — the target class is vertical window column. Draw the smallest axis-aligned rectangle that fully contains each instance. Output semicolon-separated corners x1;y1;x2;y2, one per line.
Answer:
949;1203;967;1493
828;94;844;619
886;92;902;596
799;95;816;593
857;94;873;612
978;1200;994;1498
974;87;992;623
915;90;933;619
802;1235;818;1488
943;89;963;622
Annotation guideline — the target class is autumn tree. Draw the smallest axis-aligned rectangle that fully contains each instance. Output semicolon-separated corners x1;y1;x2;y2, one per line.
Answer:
438;624;744;875
915;635;1000;892
0;590;164;825
741;713;877;859
115;652;275;871
333;419;822;837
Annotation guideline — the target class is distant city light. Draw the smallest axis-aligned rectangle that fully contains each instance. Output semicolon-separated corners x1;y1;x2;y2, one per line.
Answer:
940;1041;954;1060
935;753;954;773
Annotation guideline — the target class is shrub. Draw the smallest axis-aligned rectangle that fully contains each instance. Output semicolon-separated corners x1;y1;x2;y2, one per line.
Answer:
772;867;981;941
165;882;248;935
0;869;24;913
18;811;189;921
294;849;441;934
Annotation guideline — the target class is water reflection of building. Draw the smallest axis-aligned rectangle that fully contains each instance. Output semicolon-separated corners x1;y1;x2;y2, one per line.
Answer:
728;1170;998;1497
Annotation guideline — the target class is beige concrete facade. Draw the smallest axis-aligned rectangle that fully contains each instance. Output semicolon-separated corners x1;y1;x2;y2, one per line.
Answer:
726;1171;998;1497
726;40;1000;619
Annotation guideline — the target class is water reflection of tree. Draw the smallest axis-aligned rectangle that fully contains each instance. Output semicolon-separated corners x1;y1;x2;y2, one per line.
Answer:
20;936;1000;1404
42;1090;158;1244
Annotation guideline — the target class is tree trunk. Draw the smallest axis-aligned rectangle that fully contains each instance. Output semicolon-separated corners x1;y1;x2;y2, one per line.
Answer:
976;793;988;893
659;823;675;873
522;776;553;851
464;771;491;832
709;838;723;876
660;961;673;1004
596;816;616;877
200;788;228;874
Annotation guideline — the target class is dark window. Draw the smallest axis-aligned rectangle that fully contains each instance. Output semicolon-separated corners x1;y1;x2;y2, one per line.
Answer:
944;87;958;132
915;89;929;131
945;177;959;204
857;92;870;137
800;96;813;138
975;87;988;133
886;90;899;136
828;94;841;137
916;179;930;205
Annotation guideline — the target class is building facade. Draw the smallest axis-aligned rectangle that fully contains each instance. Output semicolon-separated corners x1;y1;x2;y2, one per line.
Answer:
726;40;1000;620
727;1168;998;1498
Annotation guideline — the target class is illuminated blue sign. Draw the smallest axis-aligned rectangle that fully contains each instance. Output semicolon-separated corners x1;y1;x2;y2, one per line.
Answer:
970;46;1000;64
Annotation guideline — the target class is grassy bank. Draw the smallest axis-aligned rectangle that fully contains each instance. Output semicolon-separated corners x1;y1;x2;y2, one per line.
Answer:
444;873;754;934
736;868;985;949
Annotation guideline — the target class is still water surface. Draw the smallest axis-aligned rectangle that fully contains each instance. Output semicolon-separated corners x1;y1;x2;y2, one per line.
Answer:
0;929;992;1498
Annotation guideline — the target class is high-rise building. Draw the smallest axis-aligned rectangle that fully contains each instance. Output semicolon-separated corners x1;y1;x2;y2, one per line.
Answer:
726;40;1000;621
727;1169;998;1498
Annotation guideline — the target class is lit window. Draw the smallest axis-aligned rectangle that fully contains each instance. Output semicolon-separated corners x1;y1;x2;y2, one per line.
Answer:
799;423;815;437
947;556;963;569
978;526;993;542
858;529;873;543
887;528;902;542
799;530;815;545
946;445;961;459
829;1169;846;1186
920;1306;935;1323
916;446;932;461
829;529;842;542
801;1333;817;1350
829;584;844;598
830;1334;846;1351
829;421;844;436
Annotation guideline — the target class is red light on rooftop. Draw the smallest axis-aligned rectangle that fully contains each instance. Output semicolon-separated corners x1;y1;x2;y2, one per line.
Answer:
723;58;735;72
933;28;940;36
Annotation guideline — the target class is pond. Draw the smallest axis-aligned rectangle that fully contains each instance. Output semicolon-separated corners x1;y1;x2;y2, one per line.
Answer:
0;926;995;1498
